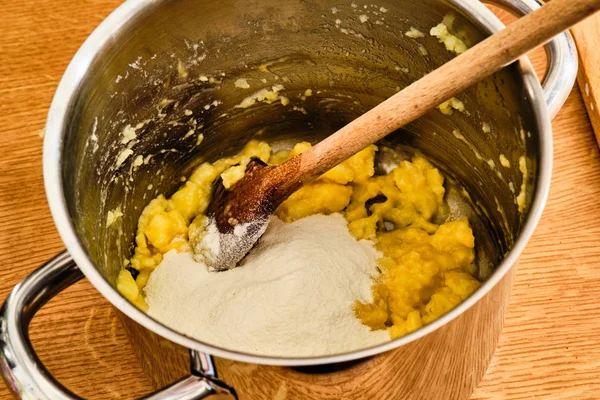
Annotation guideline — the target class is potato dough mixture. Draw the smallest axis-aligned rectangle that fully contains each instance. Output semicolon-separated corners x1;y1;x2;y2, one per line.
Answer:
117;139;480;344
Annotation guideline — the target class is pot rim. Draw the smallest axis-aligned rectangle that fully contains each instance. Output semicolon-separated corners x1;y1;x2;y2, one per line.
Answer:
43;0;552;366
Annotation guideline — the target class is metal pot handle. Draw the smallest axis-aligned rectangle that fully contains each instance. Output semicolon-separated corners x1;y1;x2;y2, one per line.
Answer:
0;251;237;400
485;0;578;120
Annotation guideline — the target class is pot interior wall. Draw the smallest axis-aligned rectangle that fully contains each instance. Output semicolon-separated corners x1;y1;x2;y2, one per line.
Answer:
60;0;538;293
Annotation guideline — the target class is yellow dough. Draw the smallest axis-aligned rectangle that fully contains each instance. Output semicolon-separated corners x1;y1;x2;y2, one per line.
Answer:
118;139;480;338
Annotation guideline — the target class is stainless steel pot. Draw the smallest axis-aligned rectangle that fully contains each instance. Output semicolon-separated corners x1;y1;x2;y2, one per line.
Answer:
0;0;577;398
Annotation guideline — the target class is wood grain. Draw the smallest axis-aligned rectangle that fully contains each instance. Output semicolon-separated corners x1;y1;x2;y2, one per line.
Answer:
1;1;600;399
571;13;600;146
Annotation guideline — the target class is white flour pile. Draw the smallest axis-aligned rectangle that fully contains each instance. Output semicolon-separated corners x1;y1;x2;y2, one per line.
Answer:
145;213;390;357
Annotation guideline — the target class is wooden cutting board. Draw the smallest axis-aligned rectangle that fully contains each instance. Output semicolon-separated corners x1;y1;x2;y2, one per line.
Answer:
1;2;600;399
571;13;600;145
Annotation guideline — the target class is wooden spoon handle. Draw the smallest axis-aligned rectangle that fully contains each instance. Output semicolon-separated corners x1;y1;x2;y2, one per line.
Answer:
295;0;600;182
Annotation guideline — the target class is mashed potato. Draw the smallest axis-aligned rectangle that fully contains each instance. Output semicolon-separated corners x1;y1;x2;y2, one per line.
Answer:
118;139;480;339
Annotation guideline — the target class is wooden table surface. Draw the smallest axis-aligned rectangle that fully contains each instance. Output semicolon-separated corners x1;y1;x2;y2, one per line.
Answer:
1;2;599;399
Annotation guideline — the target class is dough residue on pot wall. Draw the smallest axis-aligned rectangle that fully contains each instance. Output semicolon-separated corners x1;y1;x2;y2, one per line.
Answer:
106;208;123;227
499;154;510;168
234;78;250;89
235;85;289;108
516;155;527;213
437;97;465;115
405;27;425;38
430;17;467;55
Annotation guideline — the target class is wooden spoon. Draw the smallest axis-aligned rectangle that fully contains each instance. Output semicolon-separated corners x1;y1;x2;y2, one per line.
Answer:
193;0;600;271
